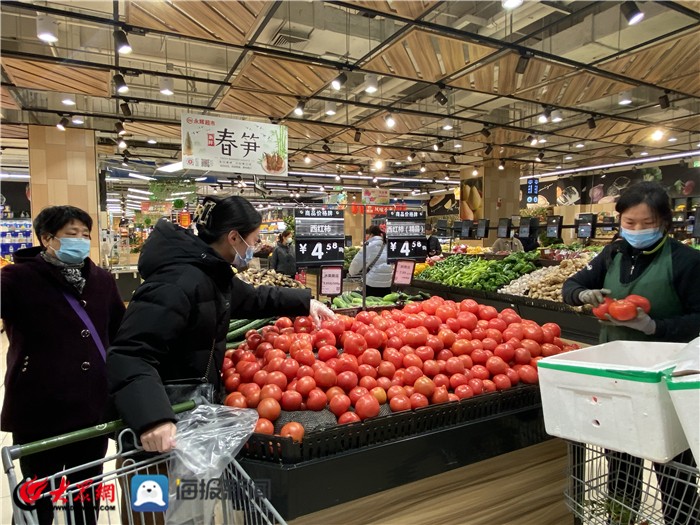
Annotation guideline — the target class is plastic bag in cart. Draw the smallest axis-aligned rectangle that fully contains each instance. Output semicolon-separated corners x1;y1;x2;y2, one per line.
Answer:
672;336;700;376
166;404;258;525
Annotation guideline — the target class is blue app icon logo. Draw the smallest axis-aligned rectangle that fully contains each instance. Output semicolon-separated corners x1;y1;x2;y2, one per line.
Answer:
131;474;169;512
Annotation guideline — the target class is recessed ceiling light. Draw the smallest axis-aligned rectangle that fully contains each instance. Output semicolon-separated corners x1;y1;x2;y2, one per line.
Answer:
618;91;632;105
62;94;76;106
640;151;649;156
565;155;573;160
651;129;664;141
668;137;677;142
71;115;84;125
147;139;157;145
575;143;585;148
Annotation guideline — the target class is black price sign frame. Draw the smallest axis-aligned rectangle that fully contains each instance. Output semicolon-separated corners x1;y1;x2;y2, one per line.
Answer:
452;220;463;239
386;210;428;262
546;216;563;239
294;208;345;267
497;218;512;239
461;220;474;239
601;216;616;232
476;219;490;239
519;217;539;238
577;213;597;239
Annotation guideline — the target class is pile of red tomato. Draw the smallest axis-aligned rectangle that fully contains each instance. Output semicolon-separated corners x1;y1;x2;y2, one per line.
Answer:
222;296;579;441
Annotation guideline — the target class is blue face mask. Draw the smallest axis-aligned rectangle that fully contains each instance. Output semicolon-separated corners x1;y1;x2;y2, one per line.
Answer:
620;227;664;249
233;236;255;267
53;237;91;264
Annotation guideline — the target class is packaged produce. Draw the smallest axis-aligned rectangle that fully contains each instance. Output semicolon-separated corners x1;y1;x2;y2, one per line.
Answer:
236;268;304;288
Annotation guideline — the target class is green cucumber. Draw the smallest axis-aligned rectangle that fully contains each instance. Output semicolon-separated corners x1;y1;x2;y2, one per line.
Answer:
226;340;244;350
226;317;276;342
228;318;252;331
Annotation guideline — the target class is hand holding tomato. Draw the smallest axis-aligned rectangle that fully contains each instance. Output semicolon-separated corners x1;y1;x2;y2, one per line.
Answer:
604;307;656;335
309;299;336;328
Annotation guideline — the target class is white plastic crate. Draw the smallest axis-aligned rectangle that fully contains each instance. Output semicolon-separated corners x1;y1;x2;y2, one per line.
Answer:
538;341;688;463
666;374;700;464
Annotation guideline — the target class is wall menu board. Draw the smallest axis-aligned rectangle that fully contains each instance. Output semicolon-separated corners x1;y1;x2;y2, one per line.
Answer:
525;178;539;204
294;209;345;266
546;216;563;239
476;219;490;239
497;218;512;238
386;210;428;262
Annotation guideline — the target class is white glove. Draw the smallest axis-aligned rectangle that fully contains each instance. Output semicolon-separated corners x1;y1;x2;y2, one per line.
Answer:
578;288;611;307
309;299;335;328
604;308;656;335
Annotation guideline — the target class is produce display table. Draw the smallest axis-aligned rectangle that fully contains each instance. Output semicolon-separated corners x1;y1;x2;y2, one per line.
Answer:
238;385;549;521
406;280;600;345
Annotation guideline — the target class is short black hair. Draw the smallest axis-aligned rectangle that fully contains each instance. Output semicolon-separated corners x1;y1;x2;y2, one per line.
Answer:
616;182;672;230
425;223;434;232
366;225;384;238
34;206;92;247
196;195;262;244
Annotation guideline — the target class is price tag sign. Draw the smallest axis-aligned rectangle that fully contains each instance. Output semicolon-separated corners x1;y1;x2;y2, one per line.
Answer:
392;260;416;286
294;208;345;267
319;266;343;297
386;210;427;262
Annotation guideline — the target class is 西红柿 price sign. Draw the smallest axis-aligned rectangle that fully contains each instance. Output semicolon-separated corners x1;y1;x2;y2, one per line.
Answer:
386;210;428;262
294;209;345;267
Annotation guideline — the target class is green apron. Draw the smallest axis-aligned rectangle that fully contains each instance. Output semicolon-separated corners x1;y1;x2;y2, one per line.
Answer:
600;238;683;343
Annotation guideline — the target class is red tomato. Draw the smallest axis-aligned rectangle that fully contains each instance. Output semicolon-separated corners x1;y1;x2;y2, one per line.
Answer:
338;411;361;424
421;300;439;315
358;364;377;379
313;366;337;389
275;317;293;330
293;349;313;367
370;386;387;404
383;348;404;369
372;316;390;332
386;336;403;350
343;332;368;357
468;378;484;395
522;324;544;344
542;323;561;338
246;390;261;408
436;349;454;362
445;357;465;375
295;376;316;397
403;303;422;315
446;317;462;333
437;329;456;349
471;365;489;380
306;388;328;411
433;373;450;389
224;374;241;393
355;393;380;420
274;335;293;353
224;392;247;408
482;379;497;392
403;353;423;369
422;359;440;377
257;397;281;421
494;343;515;363
451;339;472;357
458;355;474;370
377;376;392;390
455;384;474;399
279;359;299;381
404;314;423;329
387;385;407;400
293;316;314;333
280;390;302;410
337;354;359;374
280;422;305;442
514;347;532;365
359;375;378;390
362;328;384;350
256;342;274;358
403;365;423;386
431;385;449;404
521;339;542;357
254;418;274;435
425;335;444;353
329;394;351;416
296;365;315;378
457;312;478;331
423;315;442;334
486;356;508;375
349;386;370;405
481;337;498;351
264;348;286;364
414;346;434;362
358;348;380;367
608;299;638;321
505;367;520;386
321;318;346;339
325;386;344;401
238;361;261;383
389;394;411;412
488;318;507;333
541;343;561;357
413;376;436;397
592;297;614;320
625;294;651;314
471;327;487;340
315;345;336;362
313;329;336;350
253;370;268;387
492;374;512;391
260;383;283;401
410;392;429;409
518;365;538;384
337;371;359;392
459;299;479;314
247;333;263;351
477;305;498;321
471;349;489;365
403;329;427;347
377;361;397;378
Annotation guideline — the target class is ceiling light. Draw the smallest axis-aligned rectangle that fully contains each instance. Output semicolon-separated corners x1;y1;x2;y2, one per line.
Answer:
61;94;75;106
515;53;530;75
372;177;378;183
115;121;126;135
322;144;331;153
385;114;396;128
56;116;69;131
147;139;157;145
357;169;362;175
36;14;59;43
324;100;337;116
527;135;537;146
668;136;677;143
618;91;632;105
442;119;453;131
444;173;450;180
639;151;649;156
71;115;84;125
502;0;524;9
120;102;132;117
454;141;462;149
499;160;505;170
536;150;544;162
364;74;378;94
651;129;664;141
484;144;493;155
113;74;129;94
434;141;444;151
335;174;341;181
294;100;305;116
375;159;384;169
659;91;670;109
538;136;547;144
625;147;633;157
331;72;347;91
434;90;448;106
449;155;457;163
395;161;402;166
354;129;362;142
575;142;585;148
128;172;156;181
121;157;129;167
587;116;596;129
472;168;479;176
156;161;182;172
551;110;563;123
480;127;491;138
304;154;311;164
565;155;573;160
159;77;174;96
621;1;644;25
407;151;416;161
555;164;562;169
114;29;132;55
118;139;127;149
538;107;551;124
122;149;131;158
420;163;426;173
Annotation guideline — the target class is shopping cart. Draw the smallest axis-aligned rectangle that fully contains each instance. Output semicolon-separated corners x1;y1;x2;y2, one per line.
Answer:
566;441;700;525
2;401;287;525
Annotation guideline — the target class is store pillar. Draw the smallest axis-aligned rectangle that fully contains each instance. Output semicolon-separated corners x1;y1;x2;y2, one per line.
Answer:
28;125;100;260
481;163;521;245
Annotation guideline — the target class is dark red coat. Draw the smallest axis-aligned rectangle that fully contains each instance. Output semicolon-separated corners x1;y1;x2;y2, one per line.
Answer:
1;247;125;440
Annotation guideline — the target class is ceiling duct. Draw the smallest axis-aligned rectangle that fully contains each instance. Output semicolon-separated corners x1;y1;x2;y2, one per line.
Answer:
270;28;311;50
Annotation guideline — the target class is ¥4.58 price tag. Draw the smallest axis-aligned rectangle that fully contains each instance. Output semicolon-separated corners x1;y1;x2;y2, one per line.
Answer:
295;239;344;267
386;237;427;262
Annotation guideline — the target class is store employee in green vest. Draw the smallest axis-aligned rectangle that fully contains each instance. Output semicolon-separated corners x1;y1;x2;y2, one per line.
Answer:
562;181;699;525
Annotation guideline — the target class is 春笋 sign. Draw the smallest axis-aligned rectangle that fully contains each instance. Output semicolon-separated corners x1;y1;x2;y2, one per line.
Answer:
181;113;288;176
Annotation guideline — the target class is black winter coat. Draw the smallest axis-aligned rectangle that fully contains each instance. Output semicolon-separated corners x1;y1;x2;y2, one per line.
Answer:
270;242;296;276
1;248;125;439
107;220;312;434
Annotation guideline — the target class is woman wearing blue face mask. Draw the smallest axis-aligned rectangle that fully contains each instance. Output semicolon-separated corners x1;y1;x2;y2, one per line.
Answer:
107;195;335;454
1;205;125;525
563;181;700;525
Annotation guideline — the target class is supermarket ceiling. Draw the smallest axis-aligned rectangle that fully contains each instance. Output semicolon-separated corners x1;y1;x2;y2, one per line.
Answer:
1;0;700;181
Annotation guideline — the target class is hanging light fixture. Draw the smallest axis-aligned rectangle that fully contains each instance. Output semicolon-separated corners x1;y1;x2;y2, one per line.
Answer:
325;101;336;116
120;102;132;117
621;1;644;25
114;121;126;135
484;144;493;155
407;151;415;161
651;129;665;141
480;127;491;138
536;150;544;162
36;14;59;43
587;116;596;129
364;74;378;94
538;136;547;144
322;143;331;153
61;94;76;106
551;110;563;123
114;29;132;55
527;135;537;146
71;115;84;125
331;72;347;91
515;52;530;75
304;153;311;164
538;107;551;124
434;90;448;106
444;173;450;180
499;160;506;170
335;173;342;181
420;163;426;173
376;145;382;155
294;99;305;116
385;113;396;128
625;147;634;157
56;116;69;131
159;77;174;96
113;73;129;94
118;138;127;149
354;129;362;142
121;156;129;167
502;0;524;9
433;141;443;151
375;159;384;169
618;91;632;105
442;118;453;131
454;141;462;149
472;168;479;176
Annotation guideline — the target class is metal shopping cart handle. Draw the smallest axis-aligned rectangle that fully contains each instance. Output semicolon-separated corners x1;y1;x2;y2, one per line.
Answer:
1;400;195;469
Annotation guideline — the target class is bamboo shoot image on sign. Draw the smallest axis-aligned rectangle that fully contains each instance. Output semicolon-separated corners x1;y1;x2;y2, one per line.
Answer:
459;178;484;220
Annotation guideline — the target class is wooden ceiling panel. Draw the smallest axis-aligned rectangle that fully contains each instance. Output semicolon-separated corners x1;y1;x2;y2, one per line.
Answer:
363;28;497;82
462;128;530;146
2;58;110;97
1;87;20;110
599;30;700;96
334;128;400;147
347;1;438;19
674;1;700;13
559;119;647;143
124;122;181;139
285;121;342;141
0;125;28;139
233;55;337;98
216;89;296;118
662;72;700;97
667;115;700;132
517;72;633;106
126;0;266;45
